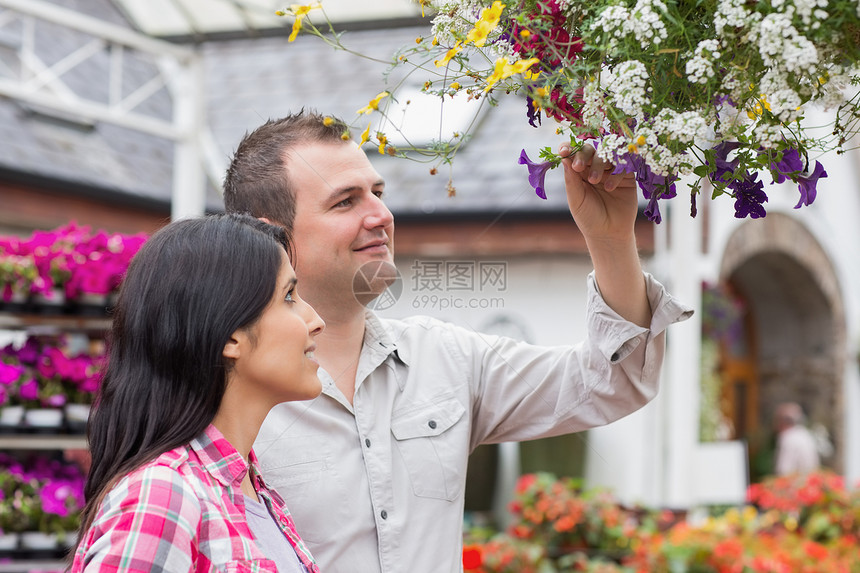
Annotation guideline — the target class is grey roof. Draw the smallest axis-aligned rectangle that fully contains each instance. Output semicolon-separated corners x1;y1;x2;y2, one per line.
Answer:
0;0;179;205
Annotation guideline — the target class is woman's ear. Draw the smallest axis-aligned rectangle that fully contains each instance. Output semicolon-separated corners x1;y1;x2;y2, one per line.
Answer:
222;330;245;360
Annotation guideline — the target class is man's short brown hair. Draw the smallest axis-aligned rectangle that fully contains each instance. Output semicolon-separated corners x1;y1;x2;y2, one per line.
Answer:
223;109;349;230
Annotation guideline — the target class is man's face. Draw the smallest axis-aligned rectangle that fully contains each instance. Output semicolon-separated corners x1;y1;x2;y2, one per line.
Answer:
285;141;395;310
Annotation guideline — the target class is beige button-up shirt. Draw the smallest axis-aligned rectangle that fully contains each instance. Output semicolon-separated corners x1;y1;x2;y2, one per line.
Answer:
254;272;692;573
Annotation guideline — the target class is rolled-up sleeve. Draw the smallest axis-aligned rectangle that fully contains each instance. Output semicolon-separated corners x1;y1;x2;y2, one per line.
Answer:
467;272;693;447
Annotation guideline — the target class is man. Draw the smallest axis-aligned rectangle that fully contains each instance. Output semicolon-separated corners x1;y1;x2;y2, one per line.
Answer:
223;110;691;572
773;402;820;476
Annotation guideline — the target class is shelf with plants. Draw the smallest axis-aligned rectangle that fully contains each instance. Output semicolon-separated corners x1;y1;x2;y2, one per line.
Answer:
0;223;147;568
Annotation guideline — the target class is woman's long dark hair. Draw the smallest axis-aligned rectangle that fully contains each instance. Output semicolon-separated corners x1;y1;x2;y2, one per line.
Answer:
77;213;291;540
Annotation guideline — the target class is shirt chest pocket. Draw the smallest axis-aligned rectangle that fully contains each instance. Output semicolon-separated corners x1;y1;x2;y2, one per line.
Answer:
391;396;467;501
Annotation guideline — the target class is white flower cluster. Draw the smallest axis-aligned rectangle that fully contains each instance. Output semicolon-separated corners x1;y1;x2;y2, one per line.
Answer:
597;131;690;178
685;39;722;85
752;123;784;148
582;78;606;129
791;0;829;27
759;71;803;123
652;109;712;145
604;60;650;119
591;0;669;49
714;0;761;38
757;12;820;75
819;65;860;109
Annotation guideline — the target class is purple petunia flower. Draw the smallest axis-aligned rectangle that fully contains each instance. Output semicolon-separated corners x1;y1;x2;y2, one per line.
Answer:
711;141;741;184
771;148;804;184
610;152;677;224
732;173;768;219
518;149;553;199
795;160;826;208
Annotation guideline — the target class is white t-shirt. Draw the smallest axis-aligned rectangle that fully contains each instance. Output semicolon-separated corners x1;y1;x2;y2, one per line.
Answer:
775;425;820;475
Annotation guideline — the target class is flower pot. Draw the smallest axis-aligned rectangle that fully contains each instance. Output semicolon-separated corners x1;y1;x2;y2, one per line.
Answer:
0;290;28;312
64;402;91;433
0;404;25;430
20;530;58;550
32;287;67;314
57;529;78;550
24;407;64;429
74;292;109;316
0;531;19;552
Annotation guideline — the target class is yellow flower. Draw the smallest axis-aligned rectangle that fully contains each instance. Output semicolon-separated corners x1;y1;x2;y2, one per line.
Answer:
534;87;549;98
636;135;646;146
323;116;334;126
357;91;390;115
340;132;350;141
508;57;539;75
466;1;505;47
415;37;423;44
359;123;371;146
483;57;539;92
450;81;461;90
434;41;462;67
628;144;638;154
523;69;541;81
746;94;771;120
519;29;531;39
287;3;321;42
377;133;388;155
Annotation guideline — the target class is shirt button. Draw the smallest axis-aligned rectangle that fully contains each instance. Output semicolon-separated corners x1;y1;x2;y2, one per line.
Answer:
428;420;437;429
380;510;388;520
365;438;371;447
610;352;619;361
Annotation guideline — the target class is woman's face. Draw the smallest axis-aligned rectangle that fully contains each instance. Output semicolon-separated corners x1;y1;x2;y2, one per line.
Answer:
227;250;325;405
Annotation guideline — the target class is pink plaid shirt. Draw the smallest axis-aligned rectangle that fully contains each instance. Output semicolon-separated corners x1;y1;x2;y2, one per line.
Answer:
72;425;320;573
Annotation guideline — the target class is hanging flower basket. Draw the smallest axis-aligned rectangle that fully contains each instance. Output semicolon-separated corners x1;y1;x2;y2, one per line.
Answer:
283;0;860;222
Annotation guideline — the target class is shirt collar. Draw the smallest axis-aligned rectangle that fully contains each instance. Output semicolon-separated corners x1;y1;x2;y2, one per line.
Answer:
188;424;251;488
364;310;409;365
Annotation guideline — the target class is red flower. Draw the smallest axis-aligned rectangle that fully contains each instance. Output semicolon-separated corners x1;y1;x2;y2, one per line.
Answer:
515;473;537;494
803;540;828;560
462;544;483;571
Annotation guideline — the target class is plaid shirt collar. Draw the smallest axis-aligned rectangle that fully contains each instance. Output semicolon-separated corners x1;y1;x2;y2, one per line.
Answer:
189;425;255;488
189;425;286;507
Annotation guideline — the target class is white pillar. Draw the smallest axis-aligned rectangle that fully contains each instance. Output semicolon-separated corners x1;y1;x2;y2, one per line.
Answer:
168;53;207;220
661;191;703;508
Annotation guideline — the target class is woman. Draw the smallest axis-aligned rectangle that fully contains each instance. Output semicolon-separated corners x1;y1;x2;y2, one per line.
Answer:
71;214;324;572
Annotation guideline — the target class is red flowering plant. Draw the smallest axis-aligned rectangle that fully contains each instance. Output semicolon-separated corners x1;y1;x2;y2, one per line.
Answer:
746;470;860;543
627;514;860;572
462;534;554;573
508;473;643;559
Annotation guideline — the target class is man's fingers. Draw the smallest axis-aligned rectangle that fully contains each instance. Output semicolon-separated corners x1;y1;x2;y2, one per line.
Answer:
560;143;596;173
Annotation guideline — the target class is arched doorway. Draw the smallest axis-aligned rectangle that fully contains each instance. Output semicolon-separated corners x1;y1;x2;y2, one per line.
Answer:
718;213;846;477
